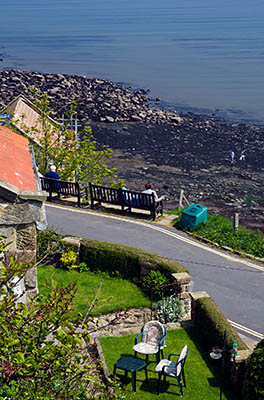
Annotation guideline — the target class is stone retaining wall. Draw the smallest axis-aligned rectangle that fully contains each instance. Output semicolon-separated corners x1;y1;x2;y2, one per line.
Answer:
88;302;192;342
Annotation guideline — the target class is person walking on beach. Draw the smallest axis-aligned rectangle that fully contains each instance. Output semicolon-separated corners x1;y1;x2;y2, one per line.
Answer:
230;151;235;164
239;150;246;161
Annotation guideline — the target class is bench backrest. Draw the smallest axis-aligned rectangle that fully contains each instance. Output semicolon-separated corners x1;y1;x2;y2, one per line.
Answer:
40;177;80;195
89;183;121;205
122;190;155;209
89;183;155;209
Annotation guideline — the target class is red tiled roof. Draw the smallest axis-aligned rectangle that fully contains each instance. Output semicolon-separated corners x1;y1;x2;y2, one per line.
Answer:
0;126;37;190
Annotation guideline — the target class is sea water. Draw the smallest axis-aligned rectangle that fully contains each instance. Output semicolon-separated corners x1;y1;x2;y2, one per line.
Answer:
1;0;264;124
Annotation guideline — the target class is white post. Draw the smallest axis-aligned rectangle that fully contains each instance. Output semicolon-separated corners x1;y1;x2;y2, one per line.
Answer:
233;213;239;231
74;115;79;142
179;189;184;208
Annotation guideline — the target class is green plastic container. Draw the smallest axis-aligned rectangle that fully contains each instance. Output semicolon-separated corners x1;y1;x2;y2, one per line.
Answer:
179;203;207;229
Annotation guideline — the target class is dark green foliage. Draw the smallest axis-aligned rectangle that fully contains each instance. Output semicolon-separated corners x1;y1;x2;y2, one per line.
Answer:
37;228;65;263
141;270;167;300
80;241;140;280
147;254;188;275
0;379;90;400
79;239;188;281
0;261;90;398
243;339;264;400
192;215;264;258
194;297;247;352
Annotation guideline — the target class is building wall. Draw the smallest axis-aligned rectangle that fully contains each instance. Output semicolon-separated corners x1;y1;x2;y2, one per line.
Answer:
0;185;47;302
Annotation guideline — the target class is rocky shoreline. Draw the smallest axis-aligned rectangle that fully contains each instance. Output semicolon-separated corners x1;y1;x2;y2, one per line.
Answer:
1;69;264;232
0;69;182;125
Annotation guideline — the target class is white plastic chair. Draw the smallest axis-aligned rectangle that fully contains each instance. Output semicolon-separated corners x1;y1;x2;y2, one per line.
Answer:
155;345;189;396
133;320;167;364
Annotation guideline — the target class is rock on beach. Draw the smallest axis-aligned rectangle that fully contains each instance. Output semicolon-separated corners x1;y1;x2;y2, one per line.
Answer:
0;69;182;125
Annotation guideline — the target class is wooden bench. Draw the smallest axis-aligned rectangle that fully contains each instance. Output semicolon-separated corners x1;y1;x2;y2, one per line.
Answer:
89;182;163;220
40;177;88;207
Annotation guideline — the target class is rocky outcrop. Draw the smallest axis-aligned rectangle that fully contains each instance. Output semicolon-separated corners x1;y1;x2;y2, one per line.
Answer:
0;69;182;124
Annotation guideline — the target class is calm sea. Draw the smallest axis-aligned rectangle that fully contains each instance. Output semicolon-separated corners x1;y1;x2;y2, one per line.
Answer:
1;0;264;124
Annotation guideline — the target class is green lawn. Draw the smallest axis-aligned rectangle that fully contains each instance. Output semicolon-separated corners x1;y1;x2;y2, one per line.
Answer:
100;328;240;400
38;265;151;320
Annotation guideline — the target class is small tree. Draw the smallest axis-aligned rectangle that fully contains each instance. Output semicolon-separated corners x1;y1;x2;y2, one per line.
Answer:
75;125;118;185
16;90;120;185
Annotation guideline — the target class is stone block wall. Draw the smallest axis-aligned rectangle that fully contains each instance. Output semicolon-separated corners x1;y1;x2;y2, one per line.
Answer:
171;272;192;299
0;182;47;302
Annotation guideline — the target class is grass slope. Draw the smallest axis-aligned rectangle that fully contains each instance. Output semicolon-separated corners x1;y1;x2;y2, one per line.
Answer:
38;265;151;320
192;215;264;257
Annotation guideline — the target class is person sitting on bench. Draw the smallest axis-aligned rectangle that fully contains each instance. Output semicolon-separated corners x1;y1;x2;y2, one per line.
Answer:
45;165;60;180
122;184;140;207
44;165;61;197
142;182;159;200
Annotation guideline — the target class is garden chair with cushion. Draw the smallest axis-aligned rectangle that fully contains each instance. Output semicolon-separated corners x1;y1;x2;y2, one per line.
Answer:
133;320;167;364
155;344;189;396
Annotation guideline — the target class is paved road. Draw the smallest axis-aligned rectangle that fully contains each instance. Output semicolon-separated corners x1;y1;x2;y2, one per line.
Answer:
46;204;264;341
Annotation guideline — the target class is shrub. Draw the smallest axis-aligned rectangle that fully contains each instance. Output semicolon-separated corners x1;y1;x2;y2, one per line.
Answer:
59;248;79;270
37;228;65;263
79;239;188;282
194;296;247;352
141;270;167;300
0;247;89;398
243;339;264;400
153;295;184;323
79;262;89;272
80;240;140;279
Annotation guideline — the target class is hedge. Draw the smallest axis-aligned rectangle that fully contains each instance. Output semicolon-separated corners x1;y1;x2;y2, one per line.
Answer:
194;297;248;352
79;238;188;280
242;338;264;400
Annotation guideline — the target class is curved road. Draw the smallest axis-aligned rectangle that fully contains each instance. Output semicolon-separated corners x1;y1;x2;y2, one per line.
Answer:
46;204;264;341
